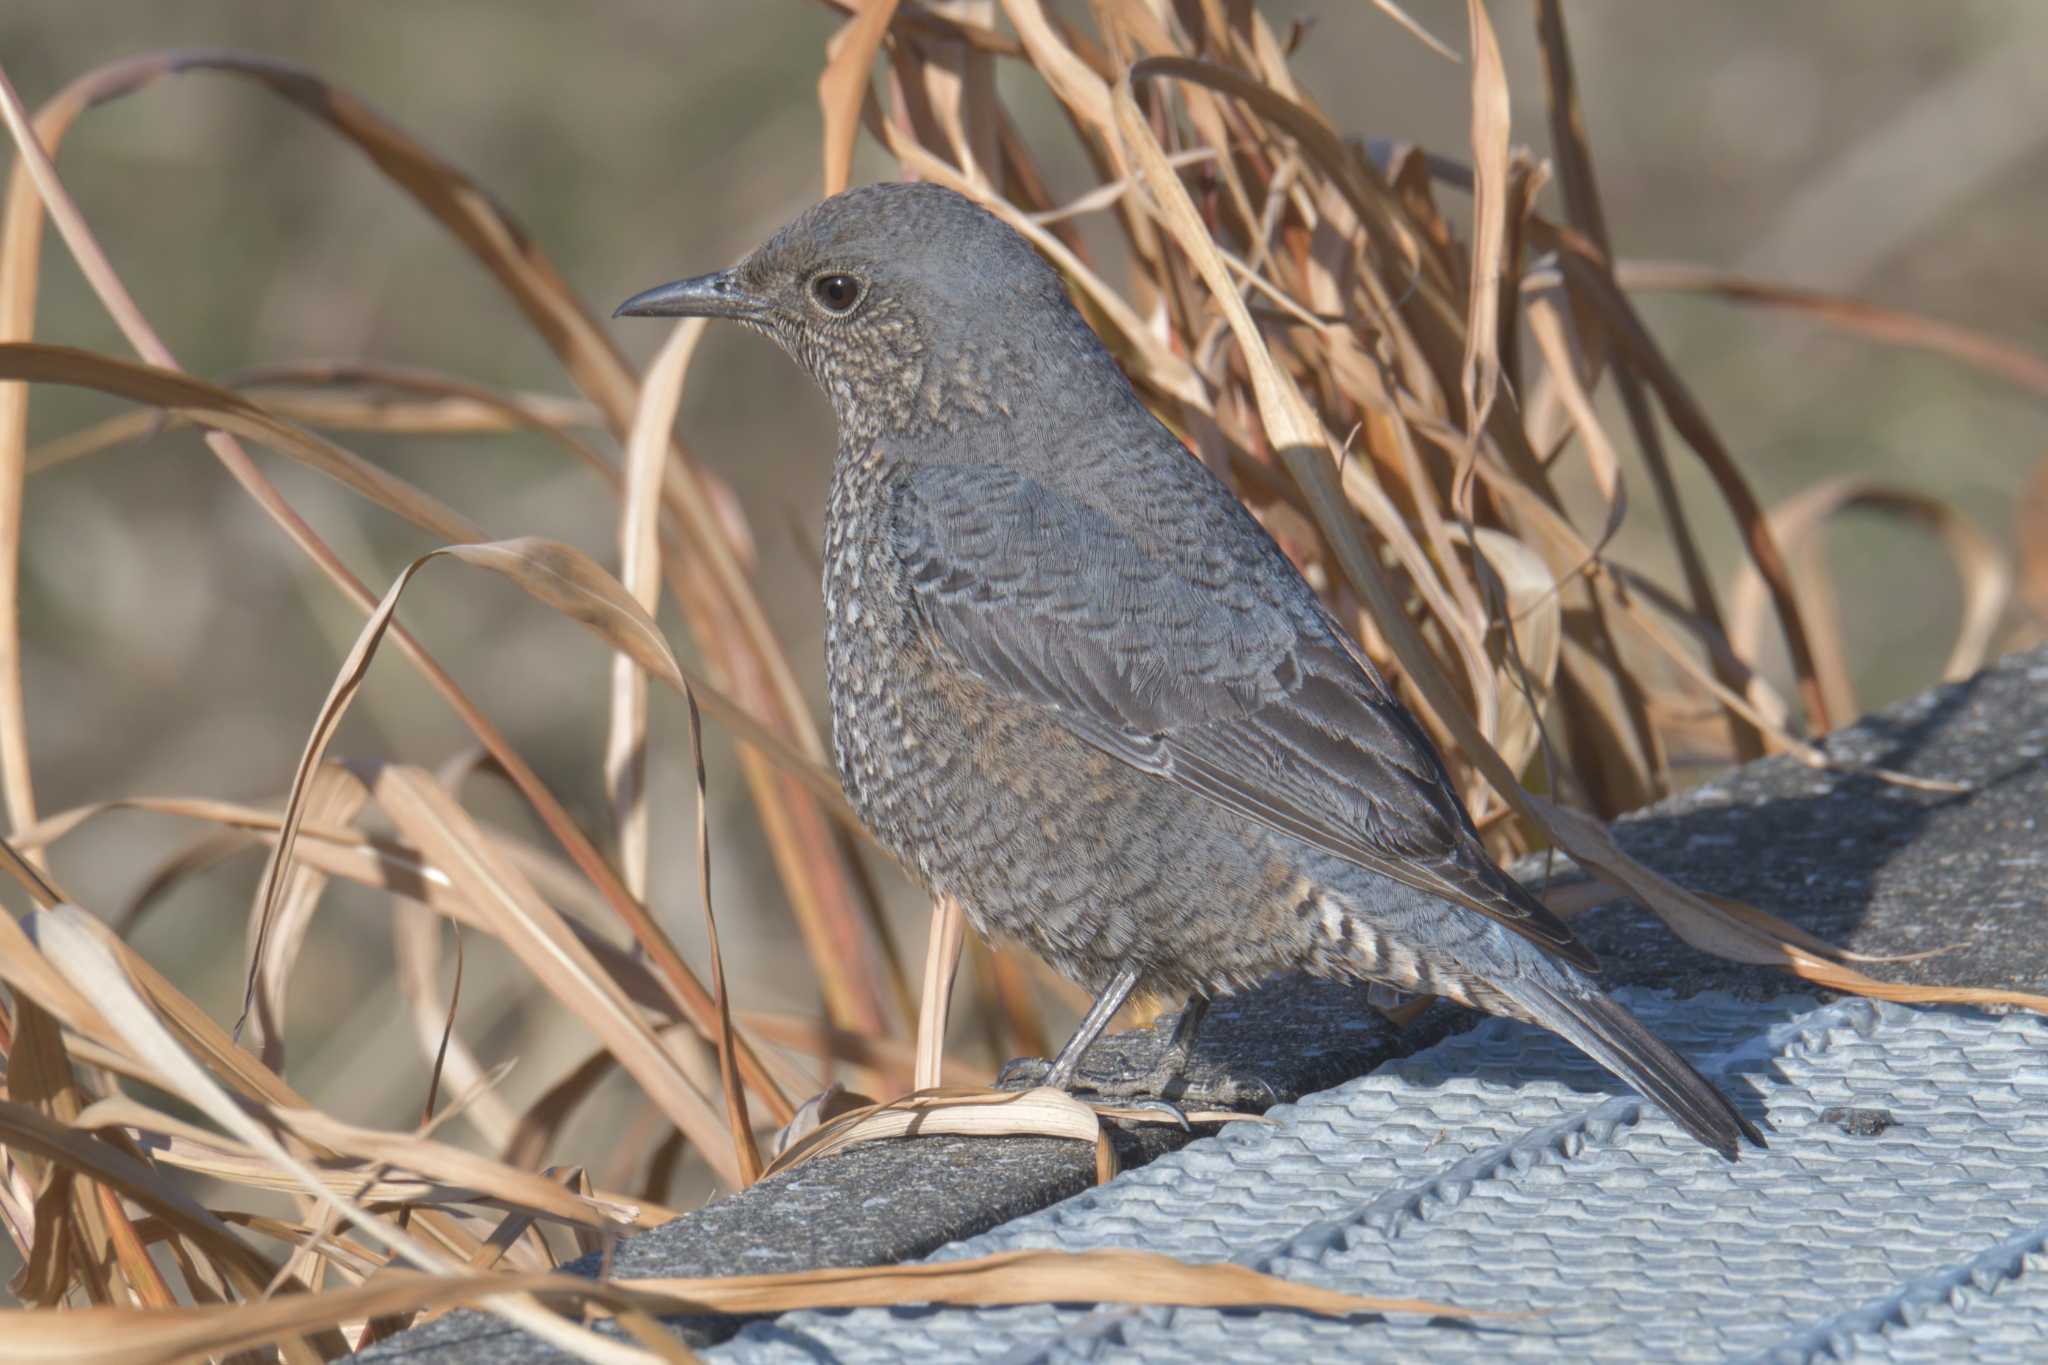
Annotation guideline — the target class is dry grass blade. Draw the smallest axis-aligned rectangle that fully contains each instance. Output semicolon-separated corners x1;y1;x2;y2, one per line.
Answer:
243;534;796;1140
915;893;967;1091
1724;479;2013;714
0;1100;294;1305
440;539;685;690
921;896;966;1088
820;0;903;195
69;1093;652;1232
1458;0;1510;451
244;534;669;1019
681;689;764;1186
0;1247;1481;1361
1368;0;1461;61
1611;261;2048;397
1456;526;1562;777
1543;238;1834;733
0;343;482;542
2020;453;2048;632
617;1245;1489;1318
243;762;369;1072
609;318;708;903
1531;799;2048;1012
29;905;666;1364
368;763;742;1188
391;901;522;1153
1112;64;1504;829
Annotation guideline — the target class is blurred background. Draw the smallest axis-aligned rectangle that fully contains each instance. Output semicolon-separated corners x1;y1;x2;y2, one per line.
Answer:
4;0;2044;1199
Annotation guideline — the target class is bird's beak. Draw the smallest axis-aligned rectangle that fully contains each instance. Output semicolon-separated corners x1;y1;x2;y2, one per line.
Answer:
613;269;766;322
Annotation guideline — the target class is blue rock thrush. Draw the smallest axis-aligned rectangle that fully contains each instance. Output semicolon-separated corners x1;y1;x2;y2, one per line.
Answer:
617;181;1763;1158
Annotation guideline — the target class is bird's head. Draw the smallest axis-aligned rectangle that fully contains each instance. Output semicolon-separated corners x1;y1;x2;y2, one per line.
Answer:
616;181;1119;438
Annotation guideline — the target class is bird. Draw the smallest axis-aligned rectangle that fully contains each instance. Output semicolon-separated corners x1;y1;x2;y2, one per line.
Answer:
616;181;1764;1160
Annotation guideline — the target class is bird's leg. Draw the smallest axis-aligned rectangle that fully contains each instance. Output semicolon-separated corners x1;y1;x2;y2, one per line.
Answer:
1042;966;1140;1090
996;969;1192;1128
996;965;1139;1090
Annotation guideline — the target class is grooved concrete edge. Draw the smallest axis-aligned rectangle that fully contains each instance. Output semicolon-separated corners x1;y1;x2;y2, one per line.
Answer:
360;647;2048;1361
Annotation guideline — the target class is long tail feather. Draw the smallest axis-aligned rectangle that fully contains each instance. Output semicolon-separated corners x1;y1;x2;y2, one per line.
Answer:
1506;977;1765;1160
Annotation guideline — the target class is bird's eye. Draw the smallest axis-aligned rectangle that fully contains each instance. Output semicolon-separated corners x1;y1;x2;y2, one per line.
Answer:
810;272;863;314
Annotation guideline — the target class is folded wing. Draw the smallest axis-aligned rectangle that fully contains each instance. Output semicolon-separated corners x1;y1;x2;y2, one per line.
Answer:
895;460;1596;972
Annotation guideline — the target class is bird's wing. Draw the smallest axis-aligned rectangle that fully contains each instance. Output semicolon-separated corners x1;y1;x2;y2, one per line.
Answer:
895;461;1595;971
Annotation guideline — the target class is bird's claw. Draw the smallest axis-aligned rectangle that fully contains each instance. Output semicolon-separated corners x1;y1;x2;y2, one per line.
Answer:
995;1056;1054;1091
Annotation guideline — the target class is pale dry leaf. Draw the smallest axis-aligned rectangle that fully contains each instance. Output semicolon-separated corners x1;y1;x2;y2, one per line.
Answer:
819;0;904;195
764;1087;1104;1176
608;317;709;901
1457;0;1510;454
916;893;968;1091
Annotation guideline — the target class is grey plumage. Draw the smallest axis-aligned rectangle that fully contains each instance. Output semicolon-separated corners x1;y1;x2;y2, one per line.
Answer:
617;181;1763;1160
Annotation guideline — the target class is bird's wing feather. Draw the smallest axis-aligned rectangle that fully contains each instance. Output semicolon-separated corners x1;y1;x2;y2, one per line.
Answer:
895;460;1596;971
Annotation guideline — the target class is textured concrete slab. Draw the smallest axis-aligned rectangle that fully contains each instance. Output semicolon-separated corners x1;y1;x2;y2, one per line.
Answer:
361;645;2048;1361
713;992;2048;1362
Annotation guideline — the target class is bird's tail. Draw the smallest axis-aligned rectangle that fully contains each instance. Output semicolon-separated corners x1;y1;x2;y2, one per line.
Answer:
1500;975;1765;1161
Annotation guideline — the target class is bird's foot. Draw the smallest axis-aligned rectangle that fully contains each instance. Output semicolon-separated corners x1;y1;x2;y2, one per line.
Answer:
995;1056;1193;1129
995;1055;1056;1091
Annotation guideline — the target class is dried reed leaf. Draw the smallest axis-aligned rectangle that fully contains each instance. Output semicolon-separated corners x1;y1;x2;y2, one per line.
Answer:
1531;799;2048;1012
1365;0;1460;61
820;0;903;195
29;904;664;1365
609;318;707;903
14;54;835;1128
1457;526;1561;777
1542;239;1832;733
0;1247;1478;1363
0;343;482;542
1725;478;2013;713
244;763;369;1073
70;1093;649;1232
1612;261;2048;398
391;900;521;1152
0;95;40;854
1113;64;1506;832
1457;0;1510;451
623;1244;1485;1317
1001;0;1116;143
0;1100;291;1307
239;532;798;1137
240;538;631;1040
764;1083;874;1163
915;893;968;1091
680;687;764;1186
368;763;742;1188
